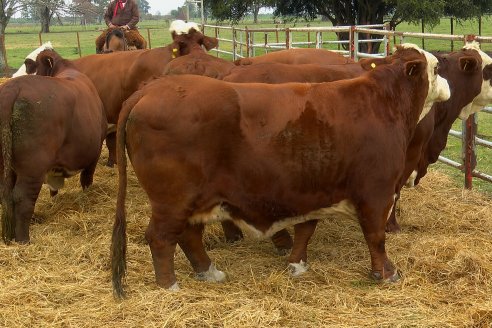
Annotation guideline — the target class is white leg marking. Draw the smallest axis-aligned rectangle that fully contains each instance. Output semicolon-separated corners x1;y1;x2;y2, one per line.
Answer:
288;260;308;277
196;263;226;282
168;282;180;291
386;194;397;222
405;170;418;188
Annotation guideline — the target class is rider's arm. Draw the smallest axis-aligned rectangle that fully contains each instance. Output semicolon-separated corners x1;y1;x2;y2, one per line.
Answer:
104;1;115;27
126;0;140;29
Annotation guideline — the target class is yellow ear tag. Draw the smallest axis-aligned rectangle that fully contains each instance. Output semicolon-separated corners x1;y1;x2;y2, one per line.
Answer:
370;63;376;69
172;48;178;59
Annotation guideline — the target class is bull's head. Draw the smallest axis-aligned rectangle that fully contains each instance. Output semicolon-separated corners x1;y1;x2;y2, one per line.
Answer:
169;20;218;57
24;49;64;77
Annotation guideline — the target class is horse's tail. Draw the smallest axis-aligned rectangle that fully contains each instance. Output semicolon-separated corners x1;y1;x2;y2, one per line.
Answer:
0;82;20;244
111;88;145;299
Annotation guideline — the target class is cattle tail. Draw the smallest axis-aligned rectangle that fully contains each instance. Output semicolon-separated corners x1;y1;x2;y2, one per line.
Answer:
111;90;145;298
0;84;20;243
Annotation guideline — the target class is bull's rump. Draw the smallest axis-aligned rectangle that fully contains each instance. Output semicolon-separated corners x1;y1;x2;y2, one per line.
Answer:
0;76;105;174
125;75;405;226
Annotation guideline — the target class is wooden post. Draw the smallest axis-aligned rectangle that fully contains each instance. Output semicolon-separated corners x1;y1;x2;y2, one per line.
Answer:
232;27;236;60
349;25;355;60
462;114;477;189
275;24;279;44
286;28;290;49
421;19;425;49
450;17;454;51
215;27;219;57
245;26;250;57
264;33;268;53
307;23;310;48
147;28;152;49
478;16;482;36
76;32;82;57
38;32;43;46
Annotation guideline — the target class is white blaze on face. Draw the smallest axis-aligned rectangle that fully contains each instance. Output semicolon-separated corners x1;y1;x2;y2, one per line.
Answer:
169;20;201;35
400;43;451;122
12;41;54;77
459;41;492;119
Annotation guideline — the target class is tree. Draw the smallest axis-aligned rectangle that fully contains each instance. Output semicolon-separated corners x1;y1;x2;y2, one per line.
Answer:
1;0;27;72
70;0;98;25
25;0;67;33
273;0;492;52
204;0;274;23
137;0;150;14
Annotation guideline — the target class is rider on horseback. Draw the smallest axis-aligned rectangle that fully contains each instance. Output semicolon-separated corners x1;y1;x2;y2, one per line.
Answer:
104;0;140;30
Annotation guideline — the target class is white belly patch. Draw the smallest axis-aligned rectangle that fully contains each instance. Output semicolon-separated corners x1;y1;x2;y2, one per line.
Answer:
188;199;357;239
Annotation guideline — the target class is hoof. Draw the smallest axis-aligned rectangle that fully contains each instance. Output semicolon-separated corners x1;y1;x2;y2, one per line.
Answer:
196;263;227;282
385;222;401;233
370;270;401;283
168;282;180;291
288;260;308;277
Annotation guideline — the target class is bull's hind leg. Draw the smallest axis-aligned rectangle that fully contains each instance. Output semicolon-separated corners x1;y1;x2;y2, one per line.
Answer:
13;177;43;243
105;133;117;167
385;192;401;233
178;223;226;283
145;208;187;290
80;158;99;190
221;221;243;242
288;220;318;276
358;197;399;282
271;229;293;255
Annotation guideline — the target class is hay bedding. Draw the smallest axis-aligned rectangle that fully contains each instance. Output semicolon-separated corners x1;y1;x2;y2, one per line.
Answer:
0;148;491;327
0;76;491;326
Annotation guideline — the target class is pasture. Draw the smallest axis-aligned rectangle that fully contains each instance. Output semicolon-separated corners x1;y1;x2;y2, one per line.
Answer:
0;147;491;327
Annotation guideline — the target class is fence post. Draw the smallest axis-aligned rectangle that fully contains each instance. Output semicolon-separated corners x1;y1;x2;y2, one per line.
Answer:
147;28;152;49
316;31;321;49
450;17;454;51
232;27;236;61
264;33;268;53
245;26;250;57
38;32;42;46
462;114;477;189
307;23;311;48
76;32;82;57
215;27;219;57
286;28;291;49
383;23;390;56
275;24;279;44
421;19;425;49
350;26;356;61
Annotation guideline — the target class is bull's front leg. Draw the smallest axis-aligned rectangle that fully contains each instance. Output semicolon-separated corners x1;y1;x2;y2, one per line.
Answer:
288;219;318;276
358;197;400;282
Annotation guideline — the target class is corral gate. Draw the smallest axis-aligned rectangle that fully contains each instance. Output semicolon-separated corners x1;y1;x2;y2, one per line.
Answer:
202;24;492;190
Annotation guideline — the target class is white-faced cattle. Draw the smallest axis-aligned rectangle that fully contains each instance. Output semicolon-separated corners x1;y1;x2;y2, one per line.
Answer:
72;20;218;167
111;44;450;297
12;41;53;78
0;50;107;244
386;42;492;232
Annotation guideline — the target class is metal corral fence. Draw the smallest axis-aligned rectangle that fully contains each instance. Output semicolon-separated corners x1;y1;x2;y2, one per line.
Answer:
202;24;492;189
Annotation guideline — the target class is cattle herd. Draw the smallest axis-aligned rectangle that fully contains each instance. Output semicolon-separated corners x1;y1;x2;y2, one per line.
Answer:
0;20;491;299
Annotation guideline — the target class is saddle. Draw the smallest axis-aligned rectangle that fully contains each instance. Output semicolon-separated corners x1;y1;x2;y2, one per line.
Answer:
95;27;147;53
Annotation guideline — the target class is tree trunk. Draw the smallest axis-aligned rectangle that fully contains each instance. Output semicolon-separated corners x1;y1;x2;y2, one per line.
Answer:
0;24;8;75
40;6;50;33
253;4;260;24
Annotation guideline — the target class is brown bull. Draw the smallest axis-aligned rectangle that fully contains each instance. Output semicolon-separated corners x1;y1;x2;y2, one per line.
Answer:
73;21;218;167
0;50;107;244
111;45;450;297
234;48;355;65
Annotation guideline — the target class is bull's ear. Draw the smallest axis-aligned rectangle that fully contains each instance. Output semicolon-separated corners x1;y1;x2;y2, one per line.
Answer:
24;58;37;74
359;57;390;71
482;63;492;81
459;56;479;72
201;35;218;51
404;59;426;77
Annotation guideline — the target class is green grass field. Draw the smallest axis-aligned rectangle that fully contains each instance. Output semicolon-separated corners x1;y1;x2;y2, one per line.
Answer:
3;16;492;194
